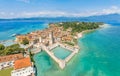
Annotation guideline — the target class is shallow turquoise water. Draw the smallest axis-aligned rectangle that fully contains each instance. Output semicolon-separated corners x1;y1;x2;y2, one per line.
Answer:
34;24;120;76
52;46;71;59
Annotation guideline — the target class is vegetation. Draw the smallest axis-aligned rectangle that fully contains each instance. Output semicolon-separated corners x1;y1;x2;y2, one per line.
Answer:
29;51;35;63
73;39;78;44
0;44;5;50
21;38;29;45
0;68;13;76
58;22;103;33
0;44;25;56
64;41;75;46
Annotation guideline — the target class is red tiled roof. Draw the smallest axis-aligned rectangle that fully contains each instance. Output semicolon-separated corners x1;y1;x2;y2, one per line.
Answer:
0;53;24;63
14;57;32;70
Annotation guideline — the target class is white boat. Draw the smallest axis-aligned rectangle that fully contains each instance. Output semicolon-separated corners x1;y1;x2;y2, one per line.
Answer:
11;33;20;37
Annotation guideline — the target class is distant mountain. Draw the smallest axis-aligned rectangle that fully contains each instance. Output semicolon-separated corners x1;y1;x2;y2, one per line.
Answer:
82;13;120;23
0;13;120;23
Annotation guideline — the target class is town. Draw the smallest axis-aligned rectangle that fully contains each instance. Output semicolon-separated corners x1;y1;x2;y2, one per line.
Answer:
15;23;80;69
0;22;102;76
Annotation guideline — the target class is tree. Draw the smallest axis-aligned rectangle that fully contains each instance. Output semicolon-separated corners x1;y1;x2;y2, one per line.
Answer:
0;44;5;50
0;44;25;56
4;48;14;55
22;38;29;45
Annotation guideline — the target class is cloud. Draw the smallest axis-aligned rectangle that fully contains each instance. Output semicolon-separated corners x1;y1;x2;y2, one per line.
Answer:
19;6;120;18
21;11;67;17
102;6;120;14
0;6;120;18
19;6;120;17
0;12;15;18
0;12;5;15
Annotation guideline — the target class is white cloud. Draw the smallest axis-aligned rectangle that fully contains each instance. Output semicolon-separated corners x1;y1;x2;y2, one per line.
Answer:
0;12;5;15
98;6;120;15
19;6;120;18
21;11;67;17
0;6;120;18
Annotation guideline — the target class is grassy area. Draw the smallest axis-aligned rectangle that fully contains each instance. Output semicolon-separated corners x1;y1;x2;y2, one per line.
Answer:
64;41;75;46
0;68;13;76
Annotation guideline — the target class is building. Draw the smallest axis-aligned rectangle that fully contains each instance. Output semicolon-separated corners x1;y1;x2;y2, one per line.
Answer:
15;35;26;43
39;36;42;43
0;53;24;70
49;31;54;45
11;57;35;76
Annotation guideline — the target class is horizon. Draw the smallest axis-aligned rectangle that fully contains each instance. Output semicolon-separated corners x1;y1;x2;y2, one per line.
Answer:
0;0;120;18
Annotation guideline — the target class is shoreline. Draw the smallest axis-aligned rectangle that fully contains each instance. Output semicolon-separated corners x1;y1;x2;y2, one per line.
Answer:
77;30;95;39
0;39;16;46
0;24;106;46
77;24;107;39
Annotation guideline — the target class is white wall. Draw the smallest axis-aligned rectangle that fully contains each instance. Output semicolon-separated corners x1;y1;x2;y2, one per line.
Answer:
11;66;34;76
0;61;14;70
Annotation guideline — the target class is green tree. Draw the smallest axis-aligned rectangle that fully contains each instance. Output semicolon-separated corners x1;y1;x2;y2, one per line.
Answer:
22;38;29;45
0;44;5;50
0;44;25;56
4;48;14;55
29;51;35;63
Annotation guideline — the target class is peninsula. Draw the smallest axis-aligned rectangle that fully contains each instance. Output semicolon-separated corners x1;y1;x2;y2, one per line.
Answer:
0;21;103;76
15;22;103;69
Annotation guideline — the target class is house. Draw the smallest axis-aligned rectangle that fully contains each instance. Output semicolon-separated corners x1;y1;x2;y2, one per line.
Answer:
11;57;35;76
0;53;24;70
15;35;26;43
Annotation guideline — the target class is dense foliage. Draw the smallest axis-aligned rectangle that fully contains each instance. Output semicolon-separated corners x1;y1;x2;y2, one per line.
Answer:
21;38;29;45
29;51;35;63
64;41;74;46
58;22;103;33
0;44;5;50
0;44;25;56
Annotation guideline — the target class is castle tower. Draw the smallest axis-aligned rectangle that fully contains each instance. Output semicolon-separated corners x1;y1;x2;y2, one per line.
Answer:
49;31;54;45
39;36;42;43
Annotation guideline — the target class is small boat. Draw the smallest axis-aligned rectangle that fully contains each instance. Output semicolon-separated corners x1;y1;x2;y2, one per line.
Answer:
11;33;20;37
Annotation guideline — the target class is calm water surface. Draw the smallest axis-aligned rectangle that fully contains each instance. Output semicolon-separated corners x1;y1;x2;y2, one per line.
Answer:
52;46;72;59
34;24;120;76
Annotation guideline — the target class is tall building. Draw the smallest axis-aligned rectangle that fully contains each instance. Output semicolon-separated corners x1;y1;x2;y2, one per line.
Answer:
49;31;54;45
39;36;42;43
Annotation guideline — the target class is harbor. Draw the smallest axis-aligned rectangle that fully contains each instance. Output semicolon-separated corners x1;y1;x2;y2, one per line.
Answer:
31;42;79;69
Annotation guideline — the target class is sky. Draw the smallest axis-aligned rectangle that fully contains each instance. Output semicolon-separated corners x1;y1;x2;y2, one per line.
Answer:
0;0;120;18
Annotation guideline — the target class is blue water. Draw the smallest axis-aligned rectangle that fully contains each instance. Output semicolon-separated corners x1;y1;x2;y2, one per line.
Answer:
0;21;48;40
52;46;71;59
0;21;120;76
33;24;120;76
